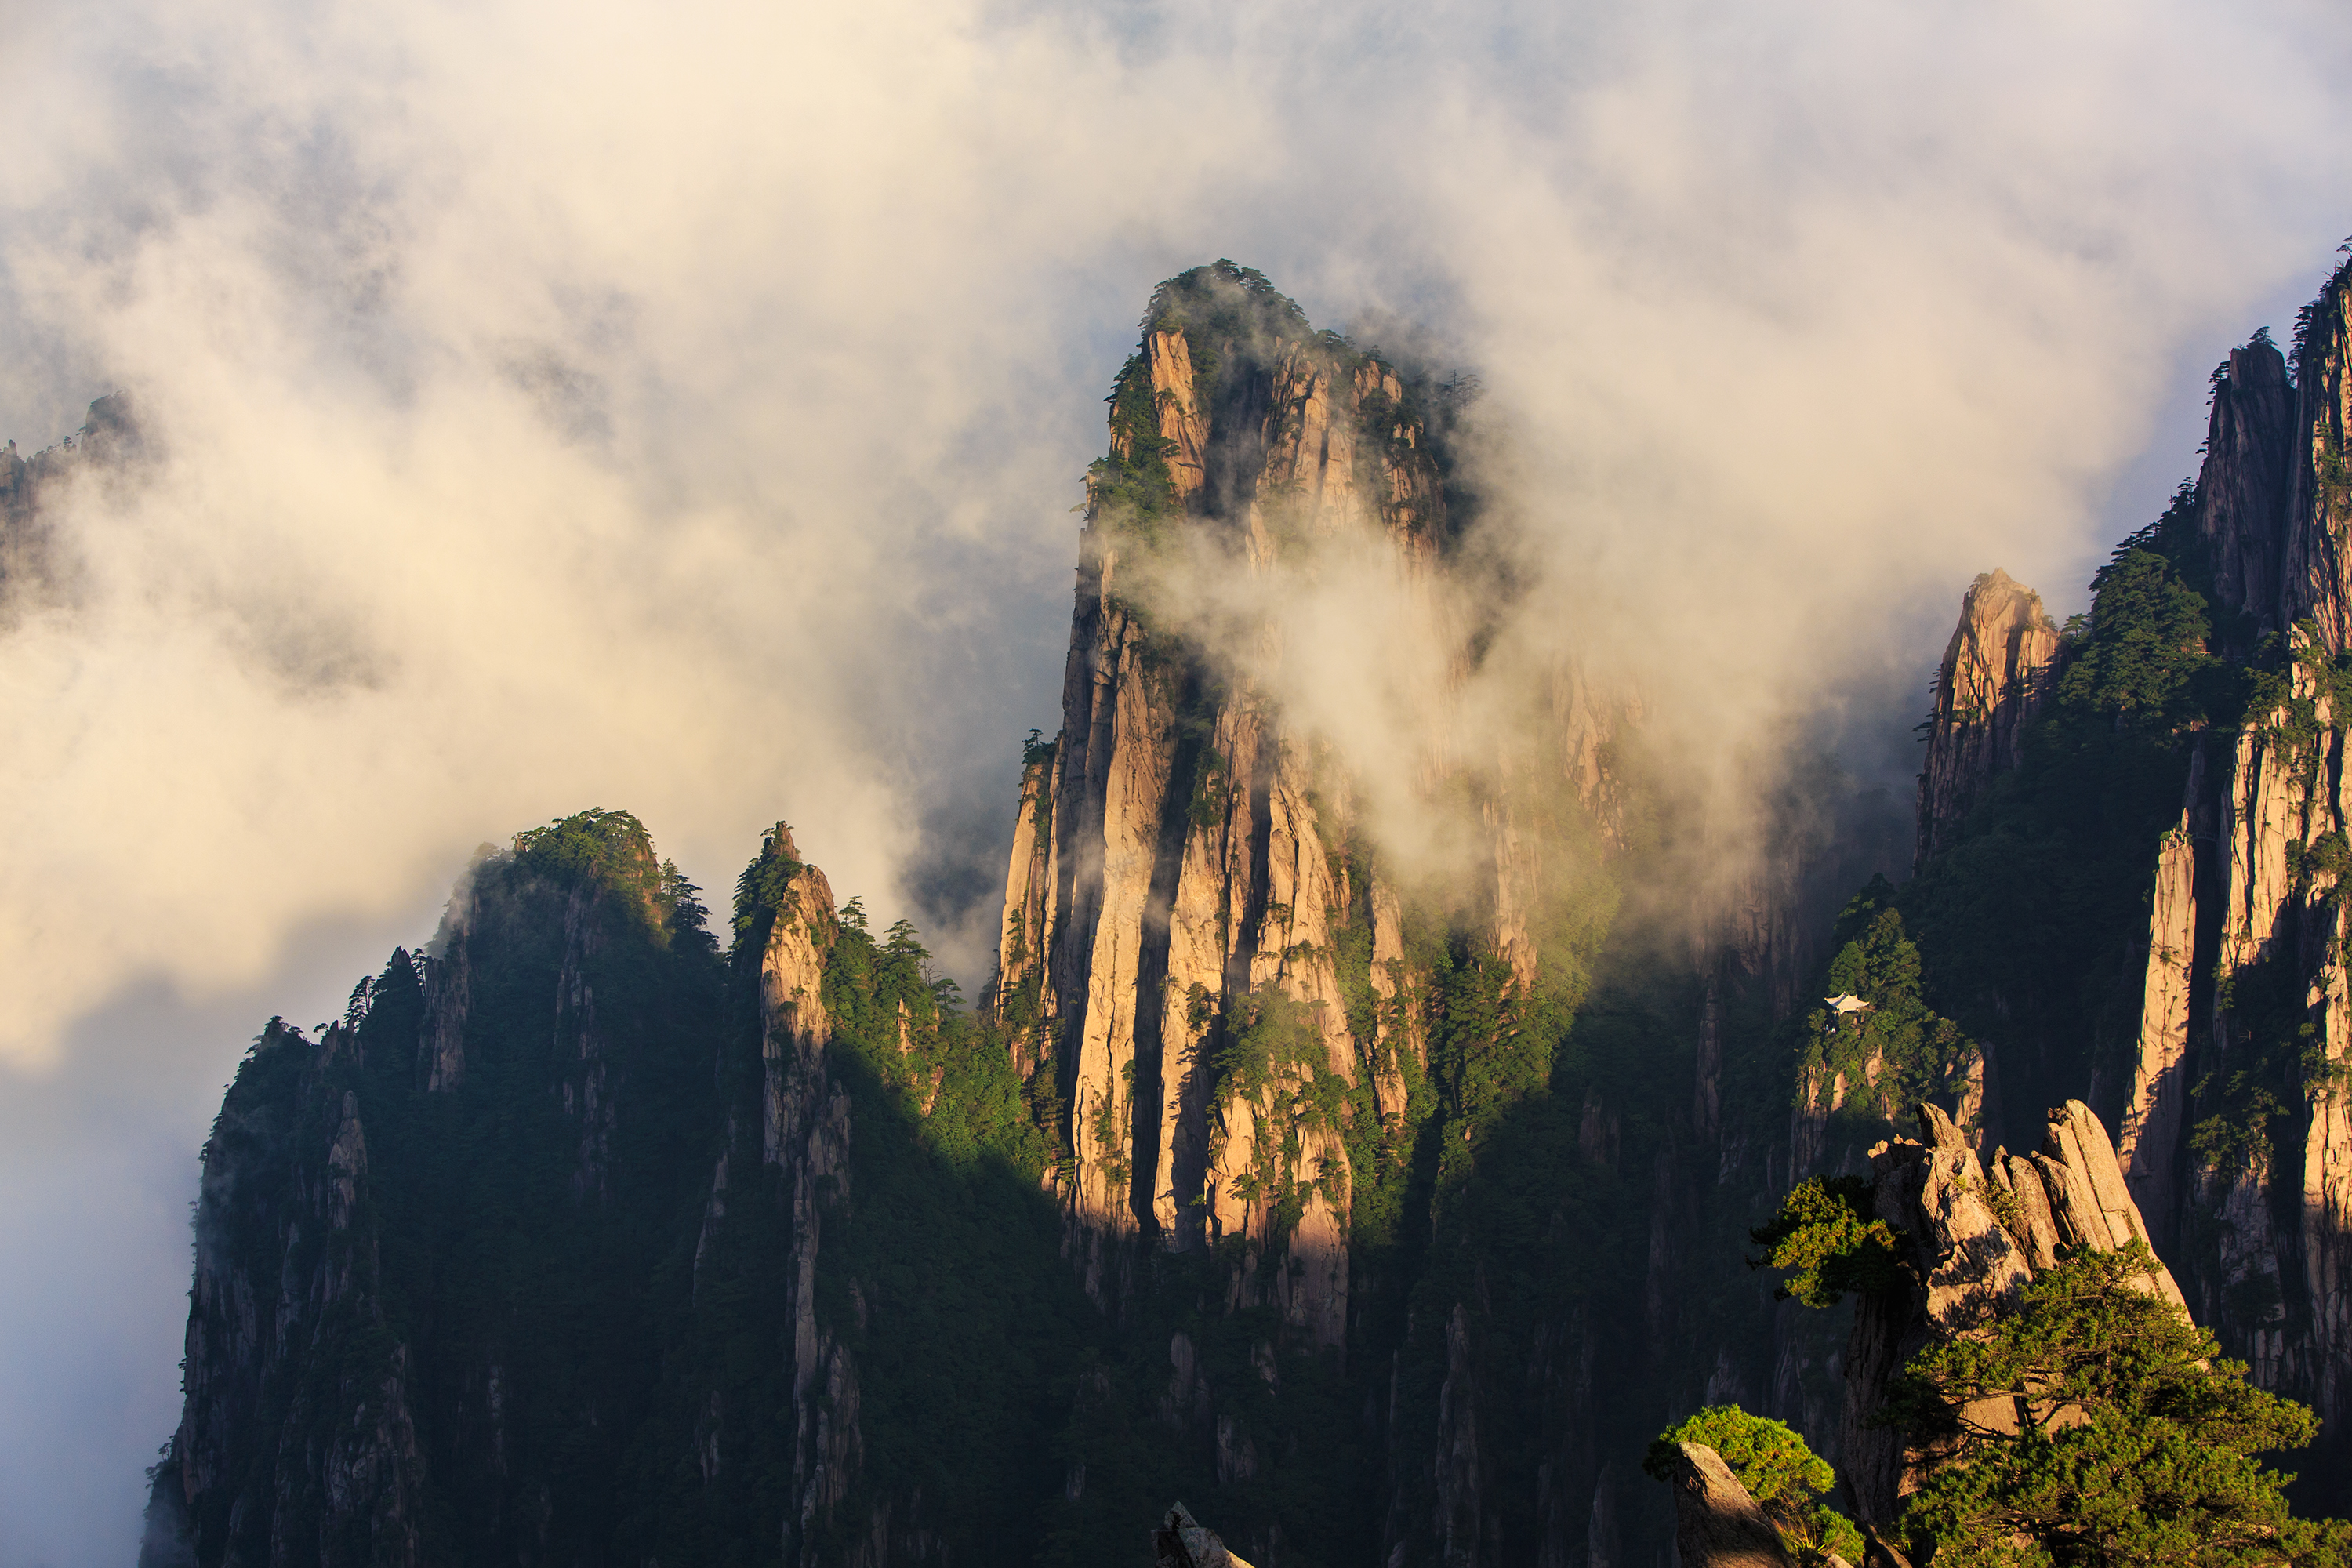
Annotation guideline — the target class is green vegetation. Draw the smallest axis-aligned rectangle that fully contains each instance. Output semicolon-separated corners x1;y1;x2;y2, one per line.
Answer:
1889;1244;2351;1566
1754;1170;2352;1562
2052;539;2225;728
1895;539;2209;1134
1797;882;1982;1152
1642;1406;1864;1566
1749;1176;1903;1309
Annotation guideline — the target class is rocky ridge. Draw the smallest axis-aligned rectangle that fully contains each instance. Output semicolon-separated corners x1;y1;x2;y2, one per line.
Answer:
1875;256;2352;1505
1836;1101;2182;1533
122;251;2352;1565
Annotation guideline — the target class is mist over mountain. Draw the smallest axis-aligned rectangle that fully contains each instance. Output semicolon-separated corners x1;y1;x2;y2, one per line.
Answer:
96;245;2352;1564
6;1;2352;1563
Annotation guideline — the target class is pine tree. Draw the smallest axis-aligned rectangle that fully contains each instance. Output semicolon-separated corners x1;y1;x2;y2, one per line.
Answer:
1886;1243;2352;1566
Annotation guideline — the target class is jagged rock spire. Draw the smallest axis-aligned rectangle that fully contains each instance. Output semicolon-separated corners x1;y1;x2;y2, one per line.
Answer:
1841;1101;2184;1531
1915;569;2060;868
2198;336;2297;641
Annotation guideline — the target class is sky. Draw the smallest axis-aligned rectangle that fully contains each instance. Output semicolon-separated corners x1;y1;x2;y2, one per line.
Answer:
2;0;2350;1559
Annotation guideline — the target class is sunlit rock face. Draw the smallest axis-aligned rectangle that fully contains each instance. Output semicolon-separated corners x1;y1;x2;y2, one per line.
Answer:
2107;270;2352;1433
993;264;1483;1341
1838;1102;2181;1532
158;250;2352;1563
1896;259;2352;1487
1913;568;2060;869
1665;1443;1795;1568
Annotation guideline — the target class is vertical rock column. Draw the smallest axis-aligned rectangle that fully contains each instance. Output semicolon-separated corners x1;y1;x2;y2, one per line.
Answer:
746;830;864;1564
2285;275;2352;649
1004;278;1461;1339
2119;741;2205;1247
993;748;1062;1082
2298;704;2352;1424
2198;337;2297;641
2199;662;2343;1386
1914;569;2061;869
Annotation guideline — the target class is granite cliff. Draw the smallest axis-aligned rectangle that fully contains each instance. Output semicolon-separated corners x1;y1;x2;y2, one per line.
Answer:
129;263;1886;1565
124;249;2352;1563
980;263;1900;1563
1872;253;2352;1513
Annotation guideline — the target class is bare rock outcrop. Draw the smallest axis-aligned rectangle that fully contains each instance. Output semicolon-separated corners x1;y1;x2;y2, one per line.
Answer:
1666;1444;1795;1568
2118;742;2205;1246
725;825;884;1563
984;263;1646;1365
1018;317;1441;1319
1842;1101;2181;1530
2199;337;2298;639
1914;569;2061;868
2108;627;2352;1410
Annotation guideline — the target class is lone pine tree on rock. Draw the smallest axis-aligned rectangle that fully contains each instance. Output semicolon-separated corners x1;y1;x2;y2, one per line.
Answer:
1753;1102;2352;1565
1889;1242;2350;1566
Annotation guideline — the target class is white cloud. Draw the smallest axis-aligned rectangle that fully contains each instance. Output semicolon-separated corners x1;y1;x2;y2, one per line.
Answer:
2;0;2349;1558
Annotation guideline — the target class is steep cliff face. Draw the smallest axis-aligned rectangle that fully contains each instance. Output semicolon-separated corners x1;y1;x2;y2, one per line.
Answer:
993;270;1483;1345
2286;285;2352;649
140;1014;430;1568
982;263;1887;1564
2138;645;2352;1410
2102;275;2352;1443
1000;267;1469;1334
750;833;865;1557
1913;568;2060;868
1882;258;2352;1510
2117;739;2205;1247
142;811;727;1567
2199;339;2298;643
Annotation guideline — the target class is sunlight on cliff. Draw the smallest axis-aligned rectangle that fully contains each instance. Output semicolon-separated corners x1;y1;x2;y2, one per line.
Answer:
0;0;2343;1076
0;3;2349;1548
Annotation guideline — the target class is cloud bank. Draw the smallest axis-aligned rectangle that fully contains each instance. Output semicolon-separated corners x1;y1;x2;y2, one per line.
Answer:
2;0;2349;1559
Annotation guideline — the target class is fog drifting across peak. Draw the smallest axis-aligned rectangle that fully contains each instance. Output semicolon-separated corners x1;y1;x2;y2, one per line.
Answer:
2;0;2350;1560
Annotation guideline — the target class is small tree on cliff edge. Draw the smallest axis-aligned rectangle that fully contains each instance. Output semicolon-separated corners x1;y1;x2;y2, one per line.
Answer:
1755;1180;2352;1566
1888;1242;2348;1566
